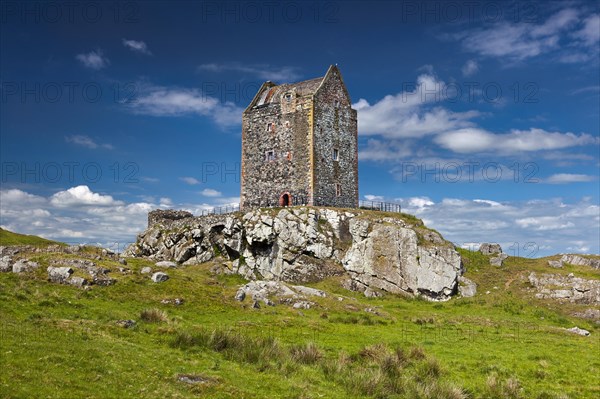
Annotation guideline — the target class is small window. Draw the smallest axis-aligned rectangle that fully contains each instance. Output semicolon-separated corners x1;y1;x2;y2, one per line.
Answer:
333;148;339;161
334;99;340;108
266;150;275;161
335;183;342;197
266;123;273;132
284;93;292;103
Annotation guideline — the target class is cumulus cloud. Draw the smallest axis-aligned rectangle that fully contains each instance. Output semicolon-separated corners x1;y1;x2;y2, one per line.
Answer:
65;135;113;150
122;39;152;55
124;82;243;128
434;128;598;154
394;196;599;256
76;50;109;70
354;74;480;139
50;186;120;207
0;186;239;248
197;63;301;82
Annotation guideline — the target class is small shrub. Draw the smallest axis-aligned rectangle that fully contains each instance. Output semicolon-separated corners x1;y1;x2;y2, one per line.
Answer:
140;308;168;323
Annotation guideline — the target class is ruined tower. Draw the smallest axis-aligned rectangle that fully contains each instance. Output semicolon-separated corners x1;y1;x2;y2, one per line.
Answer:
240;65;358;210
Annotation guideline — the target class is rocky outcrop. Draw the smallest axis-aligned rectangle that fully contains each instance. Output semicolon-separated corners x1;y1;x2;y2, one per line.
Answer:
125;207;464;301
490;253;509;267
479;243;502;256
528;272;600;305
235;280;327;309
151;272;169;283
458;276;477;297
566;326;590;336
560;255;600;269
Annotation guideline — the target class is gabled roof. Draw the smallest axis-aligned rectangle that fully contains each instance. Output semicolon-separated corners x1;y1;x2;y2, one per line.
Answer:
244;65;348;112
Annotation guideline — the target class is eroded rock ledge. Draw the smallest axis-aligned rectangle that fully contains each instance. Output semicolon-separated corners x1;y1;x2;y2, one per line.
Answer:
125;208;464;301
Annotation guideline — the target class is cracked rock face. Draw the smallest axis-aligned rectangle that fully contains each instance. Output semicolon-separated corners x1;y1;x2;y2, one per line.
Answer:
342;220;462;301
529;272;600;304
126;207;463;300
560;255;600;270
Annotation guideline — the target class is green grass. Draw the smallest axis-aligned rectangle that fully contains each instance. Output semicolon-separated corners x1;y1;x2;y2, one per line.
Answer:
0;248;598;398
0;228;64;246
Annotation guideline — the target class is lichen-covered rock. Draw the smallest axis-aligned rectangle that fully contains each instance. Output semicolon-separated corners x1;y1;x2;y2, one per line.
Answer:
127;207;464;300
560;254;600;269
141;266;152;274
12;259;39;273
151;272;169;283
47;267;73;283
529;272;600;304
479;243;502;255
458;276;477;297
155;261;177;268
548;260;563;268
566;326;590;336
490;253;509;267
0;255;12;272
343;220;462;301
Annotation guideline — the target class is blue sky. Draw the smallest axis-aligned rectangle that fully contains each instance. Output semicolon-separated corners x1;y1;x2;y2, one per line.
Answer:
1;0;599;256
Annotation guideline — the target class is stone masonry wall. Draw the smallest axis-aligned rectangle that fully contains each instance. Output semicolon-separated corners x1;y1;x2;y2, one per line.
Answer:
241;87;312;208
312;68;358;208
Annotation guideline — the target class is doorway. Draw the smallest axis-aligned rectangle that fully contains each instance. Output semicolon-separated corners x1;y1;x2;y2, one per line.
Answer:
279;192;292;207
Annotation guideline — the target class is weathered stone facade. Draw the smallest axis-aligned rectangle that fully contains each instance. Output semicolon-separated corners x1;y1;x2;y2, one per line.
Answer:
241;65;358;209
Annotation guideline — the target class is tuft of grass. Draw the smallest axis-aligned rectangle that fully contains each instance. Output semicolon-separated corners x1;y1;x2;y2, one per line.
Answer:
290;342;322;364
140;308;168;323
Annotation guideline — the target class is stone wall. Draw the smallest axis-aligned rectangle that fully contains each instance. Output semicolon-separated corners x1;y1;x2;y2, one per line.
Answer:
312;67;358;208
241;85;312;208
147;209;193;228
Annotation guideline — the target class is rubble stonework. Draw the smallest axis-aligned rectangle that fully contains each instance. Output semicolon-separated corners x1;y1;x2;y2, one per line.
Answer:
241;65;358;210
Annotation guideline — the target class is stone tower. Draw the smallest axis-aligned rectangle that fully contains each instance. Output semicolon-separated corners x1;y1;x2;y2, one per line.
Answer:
241;65;358;210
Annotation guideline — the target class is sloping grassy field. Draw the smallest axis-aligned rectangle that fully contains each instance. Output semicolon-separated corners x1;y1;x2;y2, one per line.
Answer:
0;237;598;398
0;228;64;246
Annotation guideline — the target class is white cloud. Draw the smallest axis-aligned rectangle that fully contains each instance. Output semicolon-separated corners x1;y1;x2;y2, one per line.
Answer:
572;14;600;47
364;194;384;201
197;63;301;82
50;186;120;207
65;135;113;150
76;50;109;70
180;177;200;185
354;74;480;138
434;128;597;154
125;83;243;128
461;59;479;77
200;188;222;197
453;8;599;64
545;173;596;184
122;39;152;55
397;196;599;256
0;186;239;248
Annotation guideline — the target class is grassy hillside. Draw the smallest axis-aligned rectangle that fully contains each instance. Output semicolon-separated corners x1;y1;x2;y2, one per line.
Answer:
0;228;64;246
0;248;598;398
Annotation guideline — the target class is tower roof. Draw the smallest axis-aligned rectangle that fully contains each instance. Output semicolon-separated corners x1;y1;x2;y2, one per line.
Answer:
246;65;343;110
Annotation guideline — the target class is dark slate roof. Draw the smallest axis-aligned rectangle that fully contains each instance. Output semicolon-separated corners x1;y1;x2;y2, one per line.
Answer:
256;76;324;106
